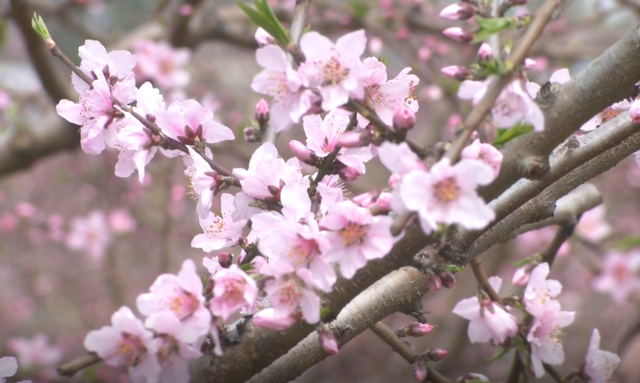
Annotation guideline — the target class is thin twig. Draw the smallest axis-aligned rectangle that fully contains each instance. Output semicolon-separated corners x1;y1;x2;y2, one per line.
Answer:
57;353;101;377
506;350;522;383
445;0;564;163
543;362;565;383
470;258;504;305
540;224;575;267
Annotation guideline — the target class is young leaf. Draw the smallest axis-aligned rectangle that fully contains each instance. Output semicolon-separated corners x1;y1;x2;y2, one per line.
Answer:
236;0;289;46
493;122;533;148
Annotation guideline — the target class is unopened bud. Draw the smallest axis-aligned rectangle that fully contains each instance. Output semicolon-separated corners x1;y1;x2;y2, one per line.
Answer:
443;27;474;43
244;127;258;142
630;98;640;123
393;106;416;131
289;140;316;164
255;99;270;126
439;3;475;20
441;65;471;81
353;191;379;208
336;130;371;148
336;163;362;182
255;27;275;46
217;253;233;268
524;58;537;70
478;42;493;61
440;271;456;289
376;192;393;212
427;273;442;291
425;348;448;361
319;329;339;355
413;363;427;382
406;322;436;337
512;266;530;286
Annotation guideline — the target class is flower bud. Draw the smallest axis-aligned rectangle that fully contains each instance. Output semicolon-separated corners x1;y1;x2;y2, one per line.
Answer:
413;363;427;382
443;27;474;43
376;192;393;212
393;106;416;131
512;266;530;286
336;130;371;148
255;98;270;126
253;309;296;330
336;163;362;182
353;191;379;208
255;27;274;46
630;98;640;123
427;273;442;291
478;42;493;61
440;271;456;289
289;140;314;163
425;348;448;362
441;66;471;82
319;329;339;355
244;127;258;142
524;58;537;70
406;322;436;337
439;3;475;20
217;253;233;268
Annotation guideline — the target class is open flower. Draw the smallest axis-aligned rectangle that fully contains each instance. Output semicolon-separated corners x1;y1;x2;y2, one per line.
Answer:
523;262;563;317
592;251;640;304
582;328;621;383
192;193;247;251
527;300;575;378
452;276;518;345
209;265;258;321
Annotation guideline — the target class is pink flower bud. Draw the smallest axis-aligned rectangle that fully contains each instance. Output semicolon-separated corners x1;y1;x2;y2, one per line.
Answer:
440;271;456;289
418;47;431;62
319;329;339;355
427;274;442;291
439;3;475;20
393;106;416;131
179;4;193;15
336;131;371;148
426;348;448;361
253;309;297;330
512;266;530;286
376;192;393;212
217;253;233;268
478;42;493;60
406;322;436;337
255;27;274;46
289;140;314;163
443;27;474;43
337;163;362;182
413;363;427;382
15;202;37;218
524;58;537;70
255;98;270;125
353;191;379;208
441;66;471;81
388;173;402;188
630;98;640;123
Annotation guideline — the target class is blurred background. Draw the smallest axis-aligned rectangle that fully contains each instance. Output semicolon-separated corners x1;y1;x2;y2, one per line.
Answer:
1;0;640;382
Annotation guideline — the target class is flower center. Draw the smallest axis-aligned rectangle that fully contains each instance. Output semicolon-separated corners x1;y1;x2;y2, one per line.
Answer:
434;177;461;203
320;55;350;86
115;333;146;367
205;215;226;236
278;280;302;305
341;222;369;246
165;289;200;320
613;263;631;281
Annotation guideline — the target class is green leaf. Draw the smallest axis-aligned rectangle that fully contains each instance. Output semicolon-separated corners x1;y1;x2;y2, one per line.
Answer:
487;347;510;362
472;58;508;78
320;307;330;319
31;13;52;43
442;264;465;273
348;0;369;21
493;122;533;148
236;1;289;46
242;263;255;272
615;236;640;251
472;17;519;43
513;257;535;268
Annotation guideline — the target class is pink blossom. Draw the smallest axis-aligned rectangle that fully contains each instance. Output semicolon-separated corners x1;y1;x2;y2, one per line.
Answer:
251;45;315;131
458;78;544;132
264;271;321;324
400;158;495;234
582;329;621;383
592;251;640;304
57;70;137;155
108;209;137;234
144;312;202;383
7;334;62;369
184;147;224;218
134;40;191;89
303;110;374;174
0;213;17;233
512;266;531;286
461;139;503;181
527;300;575;377
233;142;303;201
192;194;246;250
439;3;475;20
15;202;37;218
575;205;612;243
319;201;394;279
443;27;474;43
452;276;518;345
478;43;493;60
84;307;161;383
209;265;258;321
299;30;367;111
378;142;425;177
66;210;113;262
414;363;427;381
136;259;211;343
0;356;18;383
71;40;136;94
393;106;416;130
255;27;274;46
523;262;563;317
114;82;165;183
319;329;339;355
155;100;233;146
253;308;297;330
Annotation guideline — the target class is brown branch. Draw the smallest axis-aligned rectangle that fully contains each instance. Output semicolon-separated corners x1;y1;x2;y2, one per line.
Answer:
470;258;504;305
57;353;101;377
445;0;564;163
540;224;575;267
